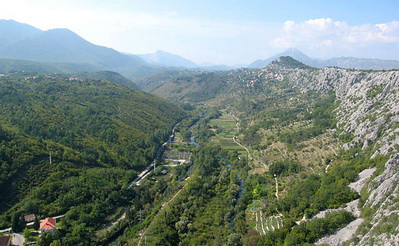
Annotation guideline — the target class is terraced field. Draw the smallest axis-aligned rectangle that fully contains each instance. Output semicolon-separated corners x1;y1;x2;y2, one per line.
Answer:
208;113;247;155
248;199;284;235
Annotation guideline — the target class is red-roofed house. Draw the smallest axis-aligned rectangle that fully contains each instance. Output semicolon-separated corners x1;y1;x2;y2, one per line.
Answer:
40;217;57;233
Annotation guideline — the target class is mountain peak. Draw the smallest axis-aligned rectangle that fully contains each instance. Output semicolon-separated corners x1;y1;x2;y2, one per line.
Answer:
284;48;308;56
268;56;312;69
138;50;197;68
0;19;41;45
0;19;146;69
248;48;312;68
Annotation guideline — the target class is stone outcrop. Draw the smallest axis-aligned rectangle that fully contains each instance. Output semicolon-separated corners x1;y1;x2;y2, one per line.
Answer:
287;68;399;156
354;154;399;245
278;64;399;245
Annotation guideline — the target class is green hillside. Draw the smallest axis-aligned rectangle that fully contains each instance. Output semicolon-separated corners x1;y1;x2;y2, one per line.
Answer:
114;58;399;245
74;71;140;89
0;74;185;235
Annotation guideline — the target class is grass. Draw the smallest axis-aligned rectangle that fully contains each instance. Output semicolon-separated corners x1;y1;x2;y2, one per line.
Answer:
208;113;246;155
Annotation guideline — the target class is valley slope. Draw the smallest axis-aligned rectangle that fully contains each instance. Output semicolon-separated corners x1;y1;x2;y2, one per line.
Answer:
0;74;185;244
132;56;399;245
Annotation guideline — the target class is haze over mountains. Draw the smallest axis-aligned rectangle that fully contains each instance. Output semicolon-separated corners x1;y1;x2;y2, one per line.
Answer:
249;48;399;70
137;50;198;68
0;20;145;70
0;19;398;79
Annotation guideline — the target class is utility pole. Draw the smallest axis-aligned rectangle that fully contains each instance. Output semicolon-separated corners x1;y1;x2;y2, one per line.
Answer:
49;151;52;165
139;209;142;232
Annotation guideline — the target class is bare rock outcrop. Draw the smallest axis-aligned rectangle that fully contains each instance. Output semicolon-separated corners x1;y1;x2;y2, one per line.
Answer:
282;66;399;245
352;154;399;245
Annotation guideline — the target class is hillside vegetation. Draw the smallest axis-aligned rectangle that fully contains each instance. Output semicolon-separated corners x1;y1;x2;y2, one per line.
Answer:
122;57;399;245
2;56;399;245
0;74;185;243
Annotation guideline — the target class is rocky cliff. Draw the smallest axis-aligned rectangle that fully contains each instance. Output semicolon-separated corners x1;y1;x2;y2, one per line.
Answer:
276;61;399;245
285;67;399;155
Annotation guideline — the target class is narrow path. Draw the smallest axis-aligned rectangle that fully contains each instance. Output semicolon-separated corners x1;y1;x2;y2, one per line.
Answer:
233;136;252;161
229;111;253;163
137;183;188;246
161;183;187;209
275;177;279;199
325;164;330;173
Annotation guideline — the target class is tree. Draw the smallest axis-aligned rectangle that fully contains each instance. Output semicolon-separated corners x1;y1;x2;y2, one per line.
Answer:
23;227;30;240
227;233;242;246
11;212;24;232
33;216;40;230
269;162;288;176
49;240;62;246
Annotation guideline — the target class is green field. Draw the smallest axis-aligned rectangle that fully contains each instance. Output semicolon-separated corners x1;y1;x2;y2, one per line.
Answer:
208;113;246;155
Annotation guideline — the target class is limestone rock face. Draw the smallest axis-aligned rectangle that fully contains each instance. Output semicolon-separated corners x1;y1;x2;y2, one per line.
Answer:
278;65;399;245
355;154;399;245
287;68;399;156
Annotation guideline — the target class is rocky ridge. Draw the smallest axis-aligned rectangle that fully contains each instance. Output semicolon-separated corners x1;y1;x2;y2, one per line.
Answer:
354;154;399;245
277;64;399;245
284;67;399;156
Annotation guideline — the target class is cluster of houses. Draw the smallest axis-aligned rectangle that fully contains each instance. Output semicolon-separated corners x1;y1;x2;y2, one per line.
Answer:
23;75;82;82
23;214;57;233
0;214;58;246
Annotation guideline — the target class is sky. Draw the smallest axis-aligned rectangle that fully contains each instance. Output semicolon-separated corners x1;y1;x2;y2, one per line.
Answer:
1;0;399;65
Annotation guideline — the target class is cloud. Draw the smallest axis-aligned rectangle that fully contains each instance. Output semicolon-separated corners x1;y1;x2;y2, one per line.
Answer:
272;18;399;51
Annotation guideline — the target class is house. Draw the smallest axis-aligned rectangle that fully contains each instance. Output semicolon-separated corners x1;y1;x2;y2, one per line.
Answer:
0;236;11;246
24;214;36;223
40;217;57;233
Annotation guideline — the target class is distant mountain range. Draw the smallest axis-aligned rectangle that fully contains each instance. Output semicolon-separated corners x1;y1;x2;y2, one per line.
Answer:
0;19;236;77
137;50;198;68
0;19;398;80
249;48;399;70
0;20;146;70
136;50;243;70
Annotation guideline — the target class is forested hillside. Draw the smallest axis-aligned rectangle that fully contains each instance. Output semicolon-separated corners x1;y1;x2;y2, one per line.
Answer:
119;57;399;245
0;74;185;243
2;56;399;245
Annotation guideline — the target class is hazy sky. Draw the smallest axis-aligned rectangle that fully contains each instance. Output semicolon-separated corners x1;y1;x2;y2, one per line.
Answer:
1;0;399;65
